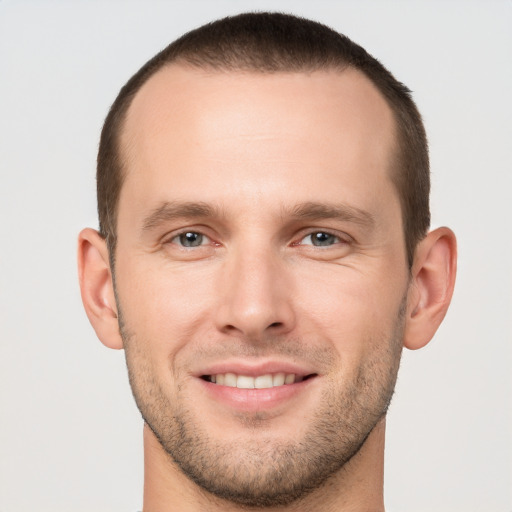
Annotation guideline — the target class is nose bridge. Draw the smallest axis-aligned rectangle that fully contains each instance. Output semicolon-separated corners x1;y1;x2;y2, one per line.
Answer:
216;240;295;338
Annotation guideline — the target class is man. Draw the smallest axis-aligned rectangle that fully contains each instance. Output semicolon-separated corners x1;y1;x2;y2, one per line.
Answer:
78;12;456;511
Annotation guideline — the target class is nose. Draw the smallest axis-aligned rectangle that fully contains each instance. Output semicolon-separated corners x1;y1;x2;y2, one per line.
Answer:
214;245;296;340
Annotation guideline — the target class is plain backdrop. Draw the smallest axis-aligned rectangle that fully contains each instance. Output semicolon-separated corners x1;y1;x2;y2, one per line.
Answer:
0;1;511;511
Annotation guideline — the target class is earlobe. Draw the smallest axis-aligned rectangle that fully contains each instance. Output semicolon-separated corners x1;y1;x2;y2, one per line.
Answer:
77;228;123;350
403;227;457;350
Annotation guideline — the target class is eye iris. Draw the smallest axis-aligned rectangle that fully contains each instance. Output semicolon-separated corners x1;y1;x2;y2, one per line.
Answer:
179;232;203;247
312;232;335;246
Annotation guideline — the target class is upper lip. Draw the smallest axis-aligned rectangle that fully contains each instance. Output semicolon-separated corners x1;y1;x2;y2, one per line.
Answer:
194;359;318;378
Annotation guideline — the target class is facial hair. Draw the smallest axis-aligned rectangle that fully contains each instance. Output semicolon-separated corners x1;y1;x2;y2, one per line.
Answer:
120;299;405;508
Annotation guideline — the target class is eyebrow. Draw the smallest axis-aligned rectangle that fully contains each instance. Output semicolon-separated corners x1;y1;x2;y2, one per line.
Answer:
288;201;375;228
140;199;375;234
141;201;224;233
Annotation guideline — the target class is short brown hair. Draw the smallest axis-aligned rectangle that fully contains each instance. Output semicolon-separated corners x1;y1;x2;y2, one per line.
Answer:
97;12;429;267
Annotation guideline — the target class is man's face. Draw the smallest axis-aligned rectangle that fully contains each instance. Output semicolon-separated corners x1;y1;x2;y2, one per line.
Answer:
114;65;410;506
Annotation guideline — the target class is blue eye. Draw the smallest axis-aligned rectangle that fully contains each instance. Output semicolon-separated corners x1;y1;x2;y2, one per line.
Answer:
303;232;340;247
174;232;207;247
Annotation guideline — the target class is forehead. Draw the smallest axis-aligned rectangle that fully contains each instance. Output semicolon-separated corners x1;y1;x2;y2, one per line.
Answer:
119;64;398;223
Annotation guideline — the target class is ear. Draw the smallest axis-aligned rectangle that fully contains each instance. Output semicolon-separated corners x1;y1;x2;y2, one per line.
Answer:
403;227;457;350
77;228;123;350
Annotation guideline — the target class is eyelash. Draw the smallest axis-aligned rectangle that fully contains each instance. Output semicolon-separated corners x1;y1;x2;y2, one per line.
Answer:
166;229;350;249
168;231;213;248
295;231;348;248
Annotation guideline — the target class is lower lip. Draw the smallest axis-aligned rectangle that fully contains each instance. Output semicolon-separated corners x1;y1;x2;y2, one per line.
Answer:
199;377;317;412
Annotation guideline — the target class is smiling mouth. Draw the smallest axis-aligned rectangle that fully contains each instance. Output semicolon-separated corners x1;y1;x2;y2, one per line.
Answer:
201;373;317;389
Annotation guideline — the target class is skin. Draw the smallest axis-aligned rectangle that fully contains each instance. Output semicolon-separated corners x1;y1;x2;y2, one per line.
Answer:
78;65;457;511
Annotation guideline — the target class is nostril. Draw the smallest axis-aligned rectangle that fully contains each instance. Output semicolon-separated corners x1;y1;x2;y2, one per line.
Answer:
268;322;283;329
223;324;241;334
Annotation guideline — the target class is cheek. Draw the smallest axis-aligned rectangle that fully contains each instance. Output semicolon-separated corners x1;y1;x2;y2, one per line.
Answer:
115;258;217;352
294;263;406;357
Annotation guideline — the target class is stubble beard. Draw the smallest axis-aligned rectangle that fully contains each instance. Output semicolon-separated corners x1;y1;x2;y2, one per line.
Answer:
120;302;405;508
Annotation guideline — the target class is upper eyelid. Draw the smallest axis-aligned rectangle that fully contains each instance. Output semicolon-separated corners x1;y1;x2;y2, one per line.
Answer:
172;231;209;241
164;231;215;251
293;228;353;244
161;226;213;243
159;226;352;245
302;232;341;241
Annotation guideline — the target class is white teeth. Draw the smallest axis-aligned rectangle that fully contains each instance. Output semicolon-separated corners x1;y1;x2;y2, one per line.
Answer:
285;374;295;384
237;375;255;389
224;373;237;387
272;373;285;386
209;372;302;388
254;374;273;389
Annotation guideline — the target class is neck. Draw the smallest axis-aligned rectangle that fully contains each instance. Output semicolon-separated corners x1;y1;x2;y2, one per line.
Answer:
142;419;386;512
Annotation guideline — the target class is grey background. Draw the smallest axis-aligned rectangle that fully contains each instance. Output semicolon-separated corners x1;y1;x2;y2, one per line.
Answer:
0;1;511;511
